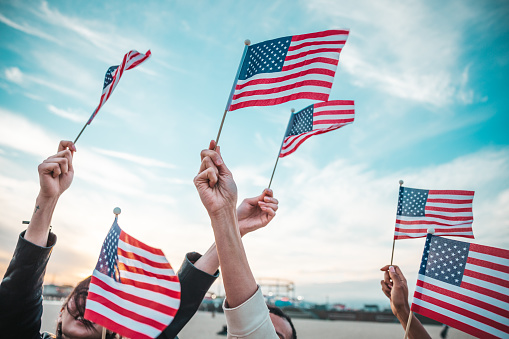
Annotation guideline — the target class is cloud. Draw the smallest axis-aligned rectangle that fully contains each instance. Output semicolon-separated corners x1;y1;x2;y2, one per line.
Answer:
0;12;61;44
47;105;88;123
305;0;478;106
4;67;23;84
92;148;176;169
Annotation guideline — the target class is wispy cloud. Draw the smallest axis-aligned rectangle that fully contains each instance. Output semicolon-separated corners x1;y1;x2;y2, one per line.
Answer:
0;12;61;44
4;67;23;84
47;105;88;123
93;148;176;169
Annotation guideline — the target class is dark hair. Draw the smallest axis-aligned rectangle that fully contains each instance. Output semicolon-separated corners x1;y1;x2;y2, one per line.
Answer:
267;305;297;339
56;276;121;339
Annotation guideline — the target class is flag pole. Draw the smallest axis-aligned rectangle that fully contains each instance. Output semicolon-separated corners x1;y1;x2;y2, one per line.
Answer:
403;311;413;339
73;122;88;144
215;39;251;147
390;179;404;265
268;108;296;189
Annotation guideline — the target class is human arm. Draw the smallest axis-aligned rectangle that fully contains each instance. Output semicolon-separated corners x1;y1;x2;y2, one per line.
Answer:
0;141;76;338
380;265;431;339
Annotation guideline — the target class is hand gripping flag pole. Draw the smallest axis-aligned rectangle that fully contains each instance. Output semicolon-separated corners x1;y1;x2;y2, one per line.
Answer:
74;49;151;144
268;108;296;189
215;39;251;147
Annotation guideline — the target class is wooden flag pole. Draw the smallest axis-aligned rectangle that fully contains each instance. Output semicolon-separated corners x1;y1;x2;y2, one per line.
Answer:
215;39;251;147
390;179;404;265
74;122;88;144
101;326;107;339
403;311;413;339
268;108;295;189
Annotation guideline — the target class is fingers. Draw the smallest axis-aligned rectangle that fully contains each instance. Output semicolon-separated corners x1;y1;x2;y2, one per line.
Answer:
194;167;219;188
381;265;407;287
46;149;74;172
200;149;223;166
58;140;76;153
259;200;278;213
380;279;392;299
38;162;62;178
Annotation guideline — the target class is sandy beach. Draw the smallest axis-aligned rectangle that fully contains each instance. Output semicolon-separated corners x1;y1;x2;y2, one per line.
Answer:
42;300;475;338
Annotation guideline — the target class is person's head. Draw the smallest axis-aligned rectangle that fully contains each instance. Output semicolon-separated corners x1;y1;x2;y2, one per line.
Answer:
56;276;118;339
268;305;297;339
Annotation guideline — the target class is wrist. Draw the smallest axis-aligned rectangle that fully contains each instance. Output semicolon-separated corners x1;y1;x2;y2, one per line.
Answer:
209;207;237;223
394;304;411;322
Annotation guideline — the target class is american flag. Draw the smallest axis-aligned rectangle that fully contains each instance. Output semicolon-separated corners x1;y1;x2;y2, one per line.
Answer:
411;234;509;338
394;186;475;240
279;100;355;157
87;49;151;124
228;30;349;112
84;218;180;339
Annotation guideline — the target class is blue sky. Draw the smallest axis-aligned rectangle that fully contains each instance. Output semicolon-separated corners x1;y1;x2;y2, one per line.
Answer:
0;0;508;306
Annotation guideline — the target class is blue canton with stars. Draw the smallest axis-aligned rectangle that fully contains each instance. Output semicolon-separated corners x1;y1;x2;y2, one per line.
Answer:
238;36;292;80
286;104;314;137
95;220;121;282
419;234;470;286
103;66;119;89
397;187;429;217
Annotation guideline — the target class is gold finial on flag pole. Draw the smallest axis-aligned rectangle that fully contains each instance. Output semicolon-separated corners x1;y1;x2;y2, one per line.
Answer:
215;39;251;148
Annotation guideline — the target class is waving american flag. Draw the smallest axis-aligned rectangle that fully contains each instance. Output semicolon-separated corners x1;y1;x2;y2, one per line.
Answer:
228;30;349;111
84;218;180;339
87;49;151;124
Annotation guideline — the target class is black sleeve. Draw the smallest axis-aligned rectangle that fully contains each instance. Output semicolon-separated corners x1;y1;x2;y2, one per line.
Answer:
157;252;219;339
0;231;56;338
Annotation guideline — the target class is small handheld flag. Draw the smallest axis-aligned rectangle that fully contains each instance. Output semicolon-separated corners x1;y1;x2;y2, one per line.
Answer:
394;186;475;240
279;100;355;158
410;234;509;338
74;49;151;144
84;214;180;339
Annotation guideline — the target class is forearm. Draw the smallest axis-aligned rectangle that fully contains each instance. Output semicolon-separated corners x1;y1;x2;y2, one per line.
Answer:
24;193;59;247
193;243;220;276
210;208;257;308
396;308;431;339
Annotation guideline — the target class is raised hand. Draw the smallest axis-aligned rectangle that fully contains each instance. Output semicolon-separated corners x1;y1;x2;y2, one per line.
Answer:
237;189;279;236
38;140;76;198
380;265;409;317
194;140;237;217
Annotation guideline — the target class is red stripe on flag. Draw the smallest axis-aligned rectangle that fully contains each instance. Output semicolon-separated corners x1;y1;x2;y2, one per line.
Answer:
118;262;179;283
467;257;509;275
291;30;349;42
428;190;475;196
411;304;499;339
314;100;354;107
87;291;168;331
285;47;344;61
313;109;355;116
470;243;509;260
414;291;509;334
426;198;473;204
395;219;472;226
280;126;343;158
313;118;354;125
394;227;474;234
461;281;509;302
117;247;172;270
416;279;509;319
463;269;509;289
232;79;332;100
91;275;178;315
423;213;473;221
117;274;181;301
425;206;473;213
235;68;335;90
230;92;329;111
84;309;153;339
288;41;346;52
120;231;165;256
282;57;339;72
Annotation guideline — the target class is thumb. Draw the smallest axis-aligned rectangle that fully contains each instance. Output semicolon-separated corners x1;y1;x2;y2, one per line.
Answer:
388;265;405;286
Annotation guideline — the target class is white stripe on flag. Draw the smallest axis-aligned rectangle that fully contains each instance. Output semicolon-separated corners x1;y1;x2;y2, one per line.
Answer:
86;299;161;338
425;202;473;209
466;262;509;282
412;298;506;338
118;239;169;264
283;52;341;66
231;85;331;105
93;270;180;309
396;216;472;225
462;275;509;297
119;270;181;291
469;250;509;267
314;104;355;111
117;255;176;276
234;73;334;93
289;33;349;46
425;210;473;217
427;194;474;200
88;281;174;325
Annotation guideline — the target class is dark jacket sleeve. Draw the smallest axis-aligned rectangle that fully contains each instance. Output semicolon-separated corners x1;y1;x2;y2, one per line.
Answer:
0;231;56;338
157;252;219;339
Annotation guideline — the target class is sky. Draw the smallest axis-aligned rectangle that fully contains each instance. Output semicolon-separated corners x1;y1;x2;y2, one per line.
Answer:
0;0;508;307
